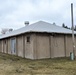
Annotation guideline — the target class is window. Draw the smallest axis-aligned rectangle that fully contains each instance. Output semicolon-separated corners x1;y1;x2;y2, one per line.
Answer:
27;36;30;43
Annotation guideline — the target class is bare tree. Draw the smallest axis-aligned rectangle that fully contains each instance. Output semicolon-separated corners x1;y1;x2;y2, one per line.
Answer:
1;29;9;34
62;23;70;29
1;28;13;34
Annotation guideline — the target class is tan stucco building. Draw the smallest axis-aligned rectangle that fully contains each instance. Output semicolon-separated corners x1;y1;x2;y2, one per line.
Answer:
0;21;76;59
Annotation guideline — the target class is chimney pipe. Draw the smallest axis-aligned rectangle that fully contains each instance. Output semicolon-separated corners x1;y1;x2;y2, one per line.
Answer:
24;21;29;26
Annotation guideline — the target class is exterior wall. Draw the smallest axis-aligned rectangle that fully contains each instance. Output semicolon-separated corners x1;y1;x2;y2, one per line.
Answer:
24;34;34;59
0;34;35;59
50;36;54;58
53;35;65;57
36;34;50;59
7;38;11;54
17;36;24;57
2;40;4;53
34;34;66;59
0;40;2;52
3;39;7;53
33;34;37;59
0;33;76;59
74;36;76;56
65;35;73;57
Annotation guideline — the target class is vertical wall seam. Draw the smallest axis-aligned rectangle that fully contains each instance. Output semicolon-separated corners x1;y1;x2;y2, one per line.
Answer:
7;39;8;54
64;35;66;57
23;35;25;58
16;37;18;56
50;35;54;58
3;40;4;53
33;34;36;59
49;35;51;58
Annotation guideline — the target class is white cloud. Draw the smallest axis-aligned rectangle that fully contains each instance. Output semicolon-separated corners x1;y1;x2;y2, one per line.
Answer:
0;0;76;33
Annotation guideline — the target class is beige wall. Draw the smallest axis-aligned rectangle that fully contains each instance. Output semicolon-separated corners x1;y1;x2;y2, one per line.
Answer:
35;34;66;59
24;34;34;59
3;40;7;53
0;33;76;59
65;35;73;57
36;34;50;59
32;34;37;59
14;33;74;59
0;40;2;52
17;36;24;57
74;36;76;57
53;35;65;57
2;40;4;53
50;36;54;58
7;38;11;54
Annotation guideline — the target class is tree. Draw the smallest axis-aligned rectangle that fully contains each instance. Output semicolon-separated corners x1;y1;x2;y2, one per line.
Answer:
62;23;70;29
62;23;65;28
1;28;13;34
1;29;8;34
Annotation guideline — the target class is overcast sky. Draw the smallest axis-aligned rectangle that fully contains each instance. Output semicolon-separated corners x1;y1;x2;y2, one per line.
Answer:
0;0;76;31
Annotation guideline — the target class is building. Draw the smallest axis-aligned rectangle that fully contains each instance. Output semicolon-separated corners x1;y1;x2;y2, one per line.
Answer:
0;21;76;59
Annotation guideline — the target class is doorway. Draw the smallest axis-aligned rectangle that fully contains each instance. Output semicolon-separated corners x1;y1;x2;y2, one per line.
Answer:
11;38;16;55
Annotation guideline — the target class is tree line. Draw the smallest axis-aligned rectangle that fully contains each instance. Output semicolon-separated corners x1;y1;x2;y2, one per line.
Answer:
62;23;76;31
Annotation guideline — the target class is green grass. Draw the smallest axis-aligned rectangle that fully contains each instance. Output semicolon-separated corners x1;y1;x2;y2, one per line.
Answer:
0;53;76;75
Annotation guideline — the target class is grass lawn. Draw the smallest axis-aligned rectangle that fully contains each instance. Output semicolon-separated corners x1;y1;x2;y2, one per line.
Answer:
0;53;76;75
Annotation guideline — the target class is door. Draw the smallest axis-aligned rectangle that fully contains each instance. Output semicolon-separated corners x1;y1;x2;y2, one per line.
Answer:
11;38;16;55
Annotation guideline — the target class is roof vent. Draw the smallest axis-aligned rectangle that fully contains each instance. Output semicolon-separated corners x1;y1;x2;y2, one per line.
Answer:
53;22;56;25
24;21;29;26
9;29;13;32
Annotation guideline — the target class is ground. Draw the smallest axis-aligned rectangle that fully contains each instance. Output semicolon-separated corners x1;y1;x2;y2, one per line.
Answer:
0;53;76;75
